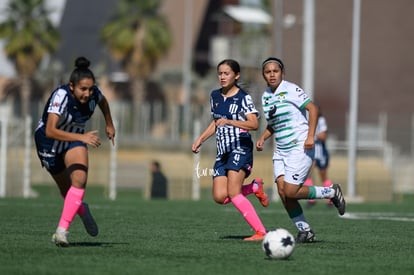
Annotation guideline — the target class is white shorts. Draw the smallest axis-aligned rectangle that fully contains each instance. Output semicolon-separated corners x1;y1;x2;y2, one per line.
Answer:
272;147;314;185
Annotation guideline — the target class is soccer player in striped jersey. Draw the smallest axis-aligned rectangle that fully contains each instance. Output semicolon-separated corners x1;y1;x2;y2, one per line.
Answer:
256;57;345;243
192;59;268;241
34;56;115;247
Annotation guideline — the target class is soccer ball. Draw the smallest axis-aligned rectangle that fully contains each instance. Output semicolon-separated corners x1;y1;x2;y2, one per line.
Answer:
262;228;295;259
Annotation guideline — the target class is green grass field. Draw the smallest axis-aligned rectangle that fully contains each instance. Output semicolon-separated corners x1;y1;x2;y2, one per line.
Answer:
1;185;414;275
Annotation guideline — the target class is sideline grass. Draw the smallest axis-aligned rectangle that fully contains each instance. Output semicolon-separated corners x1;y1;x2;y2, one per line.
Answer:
1;186;414;275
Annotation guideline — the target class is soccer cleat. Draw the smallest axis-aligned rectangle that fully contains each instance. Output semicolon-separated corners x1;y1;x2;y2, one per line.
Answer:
331;184;346;216
51;229;69;247
253;178;269;207
296;230;315;243
80;203;99;237
244;231;266;241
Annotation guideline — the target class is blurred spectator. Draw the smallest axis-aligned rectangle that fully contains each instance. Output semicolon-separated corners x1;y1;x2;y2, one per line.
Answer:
150;161;168;199
304;105;333;206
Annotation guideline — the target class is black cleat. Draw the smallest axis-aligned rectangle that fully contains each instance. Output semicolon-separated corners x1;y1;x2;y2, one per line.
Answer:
331;184;346;216
296;230;315;243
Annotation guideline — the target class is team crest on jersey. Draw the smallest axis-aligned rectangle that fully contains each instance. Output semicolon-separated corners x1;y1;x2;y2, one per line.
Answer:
229;103;238;114
277;92;287;102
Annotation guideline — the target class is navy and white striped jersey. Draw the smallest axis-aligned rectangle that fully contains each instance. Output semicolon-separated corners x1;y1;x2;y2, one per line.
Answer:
35;84;103;154
210;88;258;156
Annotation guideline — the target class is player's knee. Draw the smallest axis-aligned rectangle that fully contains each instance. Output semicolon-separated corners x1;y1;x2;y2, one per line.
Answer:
283;187;299;199
214;198;224;204
67;163;88;174
213;195;228;204
67;164;88;187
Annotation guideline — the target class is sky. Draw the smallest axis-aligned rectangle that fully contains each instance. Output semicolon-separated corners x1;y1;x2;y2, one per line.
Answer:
0;0;67;77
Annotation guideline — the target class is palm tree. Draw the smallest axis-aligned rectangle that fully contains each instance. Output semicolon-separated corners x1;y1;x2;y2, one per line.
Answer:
0;0;60;118
101;0;172;128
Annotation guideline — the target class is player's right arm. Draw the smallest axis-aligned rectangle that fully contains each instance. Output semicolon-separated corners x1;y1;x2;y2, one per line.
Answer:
45;113;101;148
192;120;216;153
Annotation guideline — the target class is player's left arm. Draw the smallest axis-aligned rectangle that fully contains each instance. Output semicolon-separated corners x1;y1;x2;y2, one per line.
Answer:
216;112;258;130
98;95;116;145
215;94;259;130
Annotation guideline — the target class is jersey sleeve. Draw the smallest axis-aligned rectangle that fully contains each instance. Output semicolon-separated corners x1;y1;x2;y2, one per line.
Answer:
243;94;259;116
209;94;214;118
93;85;104;103
210;90;220;120
318;116;328;132
47;88;68;115
290;83;311;109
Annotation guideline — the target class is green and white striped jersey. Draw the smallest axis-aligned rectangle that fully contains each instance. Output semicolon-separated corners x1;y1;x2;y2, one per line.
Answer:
261;80;312;151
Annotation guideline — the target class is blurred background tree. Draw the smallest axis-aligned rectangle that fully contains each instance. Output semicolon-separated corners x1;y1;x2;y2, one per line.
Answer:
101;0;172;134
0;0;59;119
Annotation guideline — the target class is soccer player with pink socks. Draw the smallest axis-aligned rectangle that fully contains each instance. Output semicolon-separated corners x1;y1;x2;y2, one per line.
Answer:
34;56;115;246
192;59;269;241
57;186;85;231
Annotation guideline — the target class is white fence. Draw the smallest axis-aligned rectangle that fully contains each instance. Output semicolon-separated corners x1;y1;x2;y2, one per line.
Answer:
1;101;414;199
0;104;35;198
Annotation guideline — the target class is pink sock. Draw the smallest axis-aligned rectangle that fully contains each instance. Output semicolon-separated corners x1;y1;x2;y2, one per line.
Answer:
231;194;266;234
223;197;231;204
58;186;85;230
77;203;86;215
61;193;85;215
304;178;313;187
323;179;332;187
223;180;257;204
242;179;259;196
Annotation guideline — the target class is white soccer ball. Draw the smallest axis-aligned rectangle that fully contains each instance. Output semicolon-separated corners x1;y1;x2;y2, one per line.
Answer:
262;228;295;259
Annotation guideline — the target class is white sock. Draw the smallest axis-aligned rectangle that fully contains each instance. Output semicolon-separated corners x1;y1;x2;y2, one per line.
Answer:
314;186;335;199
292;214;311;232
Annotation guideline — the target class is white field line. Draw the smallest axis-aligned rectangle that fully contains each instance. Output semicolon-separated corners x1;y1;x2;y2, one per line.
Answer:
341;212;414;222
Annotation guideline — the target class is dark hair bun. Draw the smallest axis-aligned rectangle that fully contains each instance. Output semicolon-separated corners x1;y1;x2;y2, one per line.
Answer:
75;56;90;70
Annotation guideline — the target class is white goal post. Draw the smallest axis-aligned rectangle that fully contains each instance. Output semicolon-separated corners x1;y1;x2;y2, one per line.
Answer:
0;105;8;197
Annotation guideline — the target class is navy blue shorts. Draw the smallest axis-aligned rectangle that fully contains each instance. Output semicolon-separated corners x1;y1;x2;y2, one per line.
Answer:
213;147;253;179
34;130;86;175
314;141;329;169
